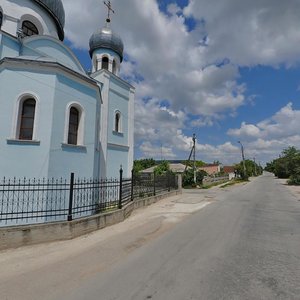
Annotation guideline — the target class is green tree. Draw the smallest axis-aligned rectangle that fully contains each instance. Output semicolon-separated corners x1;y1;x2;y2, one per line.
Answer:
265;147;300;185
154;160;170;175
235;159;261;179
182;169;207;187
183;160;206;168
133;158;156;174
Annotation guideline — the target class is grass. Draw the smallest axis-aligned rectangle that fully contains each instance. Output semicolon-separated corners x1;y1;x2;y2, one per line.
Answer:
201;180;229;189
219;179;247;188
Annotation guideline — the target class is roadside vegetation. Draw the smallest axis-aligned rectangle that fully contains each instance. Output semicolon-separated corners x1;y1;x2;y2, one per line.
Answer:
133;157;264;189
265;147;300;185
182;169;208;188
133;159;173;176
234;160;263;180
133;158;156;175
219;179;246;188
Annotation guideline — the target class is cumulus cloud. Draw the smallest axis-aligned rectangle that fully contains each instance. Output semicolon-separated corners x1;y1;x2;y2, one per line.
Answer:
227;103;300;164
63;0;245;118
63;0;300;163
139;142;177;159
228;122;261;139
229;103;300;141
184;0;300;67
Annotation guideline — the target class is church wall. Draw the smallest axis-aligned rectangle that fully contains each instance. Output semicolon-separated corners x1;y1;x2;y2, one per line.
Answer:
107;88;129;146
106;146;129;178
23;37;85;74
0;67;56;179
47;74;100;180
106;79;132;178
128;88;135;176
0;0;59;39
0;33;20;59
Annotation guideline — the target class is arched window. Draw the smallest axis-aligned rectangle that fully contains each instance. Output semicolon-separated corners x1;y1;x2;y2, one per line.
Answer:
115;111;121;132
102;57;109;70
0;11;3;29
112;60;117;74
68;107;79;145
22;20;38;37
19;99;36;140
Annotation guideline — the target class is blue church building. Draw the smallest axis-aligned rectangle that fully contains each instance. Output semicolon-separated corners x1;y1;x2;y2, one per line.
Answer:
0;0;135;180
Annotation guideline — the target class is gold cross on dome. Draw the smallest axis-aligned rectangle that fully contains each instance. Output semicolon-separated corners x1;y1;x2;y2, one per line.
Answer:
104;0;115;21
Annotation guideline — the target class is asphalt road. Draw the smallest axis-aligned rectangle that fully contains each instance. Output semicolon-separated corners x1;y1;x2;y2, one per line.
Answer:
1;173;300;300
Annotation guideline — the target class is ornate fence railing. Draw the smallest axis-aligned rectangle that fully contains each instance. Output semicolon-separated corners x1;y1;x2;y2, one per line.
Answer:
0;170;178;227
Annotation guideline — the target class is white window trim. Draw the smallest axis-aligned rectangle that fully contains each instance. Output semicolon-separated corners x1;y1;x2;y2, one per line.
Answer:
19;14;43;36
11;92;40;141
64;102;85;146
112;59;117;74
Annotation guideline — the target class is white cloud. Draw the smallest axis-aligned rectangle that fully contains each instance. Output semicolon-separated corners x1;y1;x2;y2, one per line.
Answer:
139;141;177;159
227;103;300;164
62;0;300;163
184;0;300;67
229;103;300;141
167;3;182;16
228;122;261;138
64;0;246;118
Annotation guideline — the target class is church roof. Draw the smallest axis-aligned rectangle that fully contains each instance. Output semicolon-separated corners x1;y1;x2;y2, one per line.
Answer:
89;25;124;61
32;0;65;41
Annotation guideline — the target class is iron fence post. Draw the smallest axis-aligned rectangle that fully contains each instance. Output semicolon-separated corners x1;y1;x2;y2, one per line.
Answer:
168;172;171;192
153;172;156;196
68;172;74;221
131;169;134;201
119;167;123;209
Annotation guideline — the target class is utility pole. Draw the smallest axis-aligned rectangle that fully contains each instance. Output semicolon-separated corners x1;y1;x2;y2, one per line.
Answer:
193;134;196;184
253;157;257;176
238;141;246;179
184;133;197;184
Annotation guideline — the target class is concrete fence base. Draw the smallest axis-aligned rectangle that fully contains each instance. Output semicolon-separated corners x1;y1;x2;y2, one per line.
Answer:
0;190;181;251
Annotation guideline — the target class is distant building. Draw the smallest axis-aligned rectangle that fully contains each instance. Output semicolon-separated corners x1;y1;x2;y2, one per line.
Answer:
223;166;236;180
141;163;189;174
198;164;221;176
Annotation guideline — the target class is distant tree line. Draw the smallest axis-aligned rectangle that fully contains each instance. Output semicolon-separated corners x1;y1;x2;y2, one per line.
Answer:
133;157;266;187
265;147;300;185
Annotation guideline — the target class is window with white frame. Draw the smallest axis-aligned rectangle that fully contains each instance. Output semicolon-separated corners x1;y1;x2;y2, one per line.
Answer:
22;20;38;37
114;111;121;133
65;104;85;146
19;98;36;140
68;107;79;145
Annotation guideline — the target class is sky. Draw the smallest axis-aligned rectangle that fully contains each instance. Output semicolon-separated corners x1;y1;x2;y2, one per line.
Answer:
63;0;300;166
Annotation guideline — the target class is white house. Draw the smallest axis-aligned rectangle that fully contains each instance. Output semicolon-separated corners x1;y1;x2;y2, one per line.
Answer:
0;0;135;179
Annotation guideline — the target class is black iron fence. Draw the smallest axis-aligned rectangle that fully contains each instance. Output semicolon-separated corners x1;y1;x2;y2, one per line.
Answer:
0;170;178;227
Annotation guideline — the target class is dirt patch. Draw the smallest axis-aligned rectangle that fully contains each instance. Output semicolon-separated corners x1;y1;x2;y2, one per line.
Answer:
280;179;300;201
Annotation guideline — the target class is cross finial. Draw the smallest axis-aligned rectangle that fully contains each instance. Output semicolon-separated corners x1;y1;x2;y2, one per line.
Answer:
104;0;115;23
